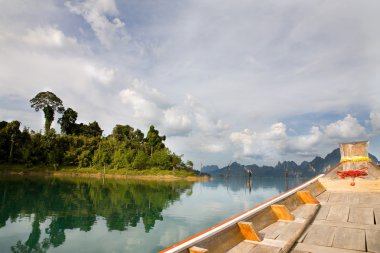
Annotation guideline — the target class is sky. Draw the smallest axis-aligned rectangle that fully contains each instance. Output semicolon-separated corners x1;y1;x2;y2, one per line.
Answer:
1;0;380;168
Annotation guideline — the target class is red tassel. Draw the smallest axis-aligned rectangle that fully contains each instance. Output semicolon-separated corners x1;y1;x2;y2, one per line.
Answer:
337;167;368;179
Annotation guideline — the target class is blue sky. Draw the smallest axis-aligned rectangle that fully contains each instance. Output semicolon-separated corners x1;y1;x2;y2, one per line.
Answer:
1;0;379;167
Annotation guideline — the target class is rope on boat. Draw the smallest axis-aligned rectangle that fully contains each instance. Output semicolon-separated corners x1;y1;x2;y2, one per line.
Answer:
336;167;368;186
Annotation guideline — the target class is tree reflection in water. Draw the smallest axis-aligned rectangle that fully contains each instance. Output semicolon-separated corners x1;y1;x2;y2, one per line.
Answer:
0;176;194;252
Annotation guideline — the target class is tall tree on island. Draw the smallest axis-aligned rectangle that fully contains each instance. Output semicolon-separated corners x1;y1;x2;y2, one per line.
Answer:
145;125;166;156
30;91;64;133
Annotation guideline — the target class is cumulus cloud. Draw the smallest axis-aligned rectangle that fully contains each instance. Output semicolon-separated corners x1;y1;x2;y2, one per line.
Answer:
230;129;256;159
324;114;367;141
65;0;128;48
163;108;192;136
229;114;373;165
1;0;380;167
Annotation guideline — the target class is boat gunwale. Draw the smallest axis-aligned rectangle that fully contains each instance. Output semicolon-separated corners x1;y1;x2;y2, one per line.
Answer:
160;173;325;253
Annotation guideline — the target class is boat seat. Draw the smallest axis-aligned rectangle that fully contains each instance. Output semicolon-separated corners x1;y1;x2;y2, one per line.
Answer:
226;192;320;253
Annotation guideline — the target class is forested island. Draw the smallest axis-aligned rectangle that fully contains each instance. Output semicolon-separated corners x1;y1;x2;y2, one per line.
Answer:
0;91;200;178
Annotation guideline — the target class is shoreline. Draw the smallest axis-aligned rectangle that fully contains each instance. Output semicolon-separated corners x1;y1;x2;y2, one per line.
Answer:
0;170;209;182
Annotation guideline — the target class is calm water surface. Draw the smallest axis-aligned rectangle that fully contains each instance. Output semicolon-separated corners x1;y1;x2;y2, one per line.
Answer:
0;175;307;252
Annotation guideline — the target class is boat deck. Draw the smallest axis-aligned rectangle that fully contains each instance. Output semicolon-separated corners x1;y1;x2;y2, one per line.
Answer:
227;191;380;253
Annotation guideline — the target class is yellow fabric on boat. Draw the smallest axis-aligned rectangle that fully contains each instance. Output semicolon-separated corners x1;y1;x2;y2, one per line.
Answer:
340;156;371;163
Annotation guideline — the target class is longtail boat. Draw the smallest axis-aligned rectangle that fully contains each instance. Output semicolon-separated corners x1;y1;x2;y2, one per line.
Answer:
160;141;380;253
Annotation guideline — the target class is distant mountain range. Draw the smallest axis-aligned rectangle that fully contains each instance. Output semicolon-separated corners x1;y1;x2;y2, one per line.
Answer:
203;148;379;178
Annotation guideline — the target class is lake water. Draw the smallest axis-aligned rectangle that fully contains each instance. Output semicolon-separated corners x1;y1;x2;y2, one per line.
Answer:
0;175;307;253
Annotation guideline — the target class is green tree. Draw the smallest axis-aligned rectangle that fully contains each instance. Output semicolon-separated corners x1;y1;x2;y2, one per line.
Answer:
186;160;194;169
74;121;103;137
112;124;134;142
30;91;64;133
145;125;166;155
132;150;149;170
58;108;78;135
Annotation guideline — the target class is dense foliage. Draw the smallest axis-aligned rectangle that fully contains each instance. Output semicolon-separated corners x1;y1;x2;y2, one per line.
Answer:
0;92;193;172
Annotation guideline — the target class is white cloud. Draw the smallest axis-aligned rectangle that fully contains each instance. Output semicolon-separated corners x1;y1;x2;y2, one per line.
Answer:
163;108;192;136
229;114;372;165
23;26;77;48
324;114;367;141
230;129;256;159
84;65;116;85
370;112;380;134
1;1;380;167
200;143;225;153
65;0;128;48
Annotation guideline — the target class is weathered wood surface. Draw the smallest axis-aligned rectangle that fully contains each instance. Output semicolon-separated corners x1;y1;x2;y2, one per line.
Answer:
316;191;330;203
375;208;380;225
366;229;380;253
319;178;380;192
227;241;282;253
292;204;318;219
249;245;281;253
302;224;335;247
294;191;380;253
314;205;330;220
293;243;367;253
226;241;255;253
326;205;349;222
360;192;380;204
312;219;380;231
328;192;349;203
276;222;303;241
260;221;287;239
332;227;366;251
348;207;374;225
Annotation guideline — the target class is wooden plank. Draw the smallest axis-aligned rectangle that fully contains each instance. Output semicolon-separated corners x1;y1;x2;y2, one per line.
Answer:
271;205;295;221
276;222;303;241
366;230;380;253
297;191;319;204
332;227;365;251
313;219;380;231
375;208;380;225
226;241;256;253
321;203;380;209
189;246;208;253
316;191;330;203
315;205;330;220
348;207;374;225
347;192;361;204
254;239;285;248
294;242;367;253
249;245;281;253
302;224;336;246
360;192;380;204
238;222;262;241
259;221;287;239
326;205;349;222
292;204;319;219
328;192;348;203
319;178;380;192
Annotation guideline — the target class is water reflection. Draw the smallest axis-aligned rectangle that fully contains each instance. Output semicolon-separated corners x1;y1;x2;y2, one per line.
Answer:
0;175;310;252
0;176;193;253
204;176;305;193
